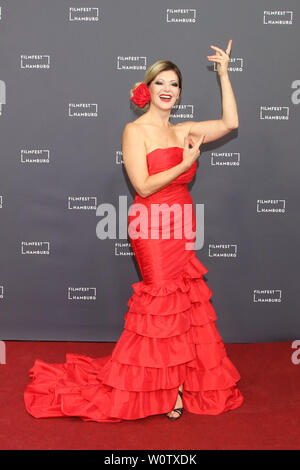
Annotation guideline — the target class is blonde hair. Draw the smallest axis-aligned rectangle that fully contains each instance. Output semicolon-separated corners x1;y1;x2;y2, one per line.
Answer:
130;59;182;113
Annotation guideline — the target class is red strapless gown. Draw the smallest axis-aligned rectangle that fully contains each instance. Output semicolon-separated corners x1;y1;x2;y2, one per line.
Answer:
24;146;244;422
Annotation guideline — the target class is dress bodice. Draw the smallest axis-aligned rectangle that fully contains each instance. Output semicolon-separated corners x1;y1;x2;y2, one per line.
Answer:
146;146;197;185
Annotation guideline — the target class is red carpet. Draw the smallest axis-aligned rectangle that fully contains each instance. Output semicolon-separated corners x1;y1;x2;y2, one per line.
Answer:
0;340;299;450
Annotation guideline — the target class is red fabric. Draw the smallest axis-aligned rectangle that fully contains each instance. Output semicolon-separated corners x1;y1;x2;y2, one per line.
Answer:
24;146;244;422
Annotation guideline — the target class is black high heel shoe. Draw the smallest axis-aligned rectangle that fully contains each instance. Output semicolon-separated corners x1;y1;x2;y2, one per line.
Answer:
166;389;183;421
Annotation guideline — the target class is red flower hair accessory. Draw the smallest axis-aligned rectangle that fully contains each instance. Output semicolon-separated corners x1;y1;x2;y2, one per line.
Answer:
131;83;151;108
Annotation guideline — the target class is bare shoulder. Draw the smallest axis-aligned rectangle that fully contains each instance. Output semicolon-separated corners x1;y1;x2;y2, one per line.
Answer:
122;120;146;157
122;118;148;145
122;121;142;139
122;121;134;134
122;117;146;135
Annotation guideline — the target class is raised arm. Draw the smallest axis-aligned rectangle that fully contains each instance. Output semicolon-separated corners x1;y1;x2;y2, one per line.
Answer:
122;123;193;198
187;39;239;144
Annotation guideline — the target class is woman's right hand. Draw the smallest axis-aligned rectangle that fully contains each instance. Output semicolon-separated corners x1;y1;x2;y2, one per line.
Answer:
182;133;205;169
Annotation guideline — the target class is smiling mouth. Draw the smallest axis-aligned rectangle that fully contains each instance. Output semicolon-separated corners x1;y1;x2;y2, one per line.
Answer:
159;95;172;102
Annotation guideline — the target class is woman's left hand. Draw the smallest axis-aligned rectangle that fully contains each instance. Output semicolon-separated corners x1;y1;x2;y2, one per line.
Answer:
207;39;232;77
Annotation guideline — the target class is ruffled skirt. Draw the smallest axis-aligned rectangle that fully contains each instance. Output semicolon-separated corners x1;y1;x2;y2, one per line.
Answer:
24;252;244;422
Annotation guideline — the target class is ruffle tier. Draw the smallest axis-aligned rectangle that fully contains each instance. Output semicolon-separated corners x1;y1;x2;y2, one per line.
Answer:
24;252;244;422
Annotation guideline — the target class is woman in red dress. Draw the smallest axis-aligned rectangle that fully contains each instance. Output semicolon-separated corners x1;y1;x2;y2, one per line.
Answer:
24;40;244;422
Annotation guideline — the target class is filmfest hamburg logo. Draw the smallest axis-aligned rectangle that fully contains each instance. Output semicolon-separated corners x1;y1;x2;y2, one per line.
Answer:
208;244;237;258
69;7;99;22
171;104;194;119
69;103;98;117
21;241;50;255
117;57;147;71
260;106;289;120
253;289;282;303
115;242;134;256
210;152;240;166
20;55;50;69
68;287;96;300
21;149;49;163
263;10;294;25
256;200;286;213
166;9;196;23
68;196;97;210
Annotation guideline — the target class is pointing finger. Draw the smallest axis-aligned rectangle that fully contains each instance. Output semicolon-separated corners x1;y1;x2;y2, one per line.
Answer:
226;39;232;55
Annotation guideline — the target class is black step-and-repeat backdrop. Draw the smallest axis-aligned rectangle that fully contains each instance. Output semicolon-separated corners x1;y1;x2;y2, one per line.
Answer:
0;1;299;342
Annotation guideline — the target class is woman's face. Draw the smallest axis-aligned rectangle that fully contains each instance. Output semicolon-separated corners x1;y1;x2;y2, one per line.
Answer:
148;70;181;110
